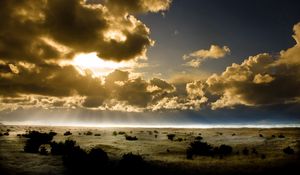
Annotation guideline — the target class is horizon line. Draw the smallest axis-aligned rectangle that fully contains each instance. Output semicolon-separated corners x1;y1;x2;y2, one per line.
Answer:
1;121;300;129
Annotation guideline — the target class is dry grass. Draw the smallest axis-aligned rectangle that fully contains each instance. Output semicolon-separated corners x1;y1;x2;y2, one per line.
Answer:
0;125;299;174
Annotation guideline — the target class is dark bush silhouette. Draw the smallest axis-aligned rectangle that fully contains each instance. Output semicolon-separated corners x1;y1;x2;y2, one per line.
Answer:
94;133;101;136
154;130;159;134
167;134;176;141
259;134;263;137
217;144;233;155
84;131;93;135
23;131;54;153
195;136;203;140
155;134;158;138
232;133;236;136
283;146;294;154
278;134;285;138
88;148;109;169
113;131;118;136
62;146;88;172
118;131;126;135
119;153;145;173
50;139;76;155
0;132;3;136
242;147;249;155
125;135;138;141
49;131;57;136
187;141;213;157
3;132;9;136
272;135;276;138
64;131;72;136
148;131;153;135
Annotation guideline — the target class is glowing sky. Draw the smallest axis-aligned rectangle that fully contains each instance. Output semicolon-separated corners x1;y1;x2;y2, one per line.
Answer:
0;0;300;125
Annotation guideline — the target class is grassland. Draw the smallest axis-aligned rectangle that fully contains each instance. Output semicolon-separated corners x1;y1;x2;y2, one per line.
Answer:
0;125;299;175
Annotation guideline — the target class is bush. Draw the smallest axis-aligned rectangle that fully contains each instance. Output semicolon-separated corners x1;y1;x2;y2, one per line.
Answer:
283;146;294;155
119;153;145;170
64;131;72;136
49;131;57;136
195;136;203;140
94;133;101;136
187;141;213;157
84;131;93;135
125;135;138;141
88;148;109;168
242;147;249;155
217;144;233;155
154;130;159;134
278;134;285;138
167;134;176;141
3;132;9;136
0;132;3;136
62;146;88;171
118;131;126;135
50;139;76;155
113;131;118;136
23;131;54;153
259;134;263;137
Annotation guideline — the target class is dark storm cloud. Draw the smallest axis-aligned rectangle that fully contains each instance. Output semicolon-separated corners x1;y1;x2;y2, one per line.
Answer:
0;0;172;62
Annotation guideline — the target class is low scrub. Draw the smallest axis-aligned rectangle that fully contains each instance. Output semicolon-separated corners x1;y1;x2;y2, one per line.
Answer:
64;131;72;136
186;141;233;159
125;135;138;141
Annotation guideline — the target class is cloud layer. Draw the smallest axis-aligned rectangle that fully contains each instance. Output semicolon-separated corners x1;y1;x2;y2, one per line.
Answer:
0;0;172;63
0;0;299;114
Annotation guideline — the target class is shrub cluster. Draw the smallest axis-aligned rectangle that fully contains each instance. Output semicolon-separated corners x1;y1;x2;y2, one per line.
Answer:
186;140;233;159
23;131;55;153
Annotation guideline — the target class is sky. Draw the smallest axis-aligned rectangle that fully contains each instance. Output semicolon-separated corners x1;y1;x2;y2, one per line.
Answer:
0;0;300;126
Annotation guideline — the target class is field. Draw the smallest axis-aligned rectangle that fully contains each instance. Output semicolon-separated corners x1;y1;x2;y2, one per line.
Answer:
0;125;299;175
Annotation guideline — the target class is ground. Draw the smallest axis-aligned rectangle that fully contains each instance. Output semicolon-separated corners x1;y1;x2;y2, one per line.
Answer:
0;125;299;175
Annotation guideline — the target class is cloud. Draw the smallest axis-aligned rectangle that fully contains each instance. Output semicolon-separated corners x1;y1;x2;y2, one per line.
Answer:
104;0;172;14
0;0;172;63
183;45;230;68
205;22;300;109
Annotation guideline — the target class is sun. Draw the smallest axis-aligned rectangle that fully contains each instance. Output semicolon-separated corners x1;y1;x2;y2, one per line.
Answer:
71;52;131;76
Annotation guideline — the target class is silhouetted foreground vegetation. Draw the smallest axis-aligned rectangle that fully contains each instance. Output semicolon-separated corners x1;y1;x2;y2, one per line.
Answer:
186;140;233;159
283;146;294;154
14;130;298;175
23;131;56;153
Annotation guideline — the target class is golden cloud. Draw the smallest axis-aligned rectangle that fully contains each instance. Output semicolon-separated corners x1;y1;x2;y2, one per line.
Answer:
183;45;230;68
